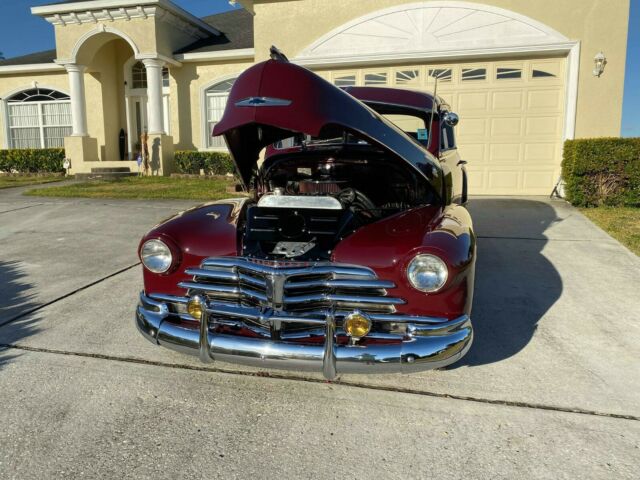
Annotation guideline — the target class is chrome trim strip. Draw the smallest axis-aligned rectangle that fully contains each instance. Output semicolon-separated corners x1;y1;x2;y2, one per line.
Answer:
283;293;405;305
284;279;395;290
178;281;269;303
200;257;377;279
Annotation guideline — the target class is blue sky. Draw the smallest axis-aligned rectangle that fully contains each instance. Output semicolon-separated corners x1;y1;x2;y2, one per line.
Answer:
0;0;638;136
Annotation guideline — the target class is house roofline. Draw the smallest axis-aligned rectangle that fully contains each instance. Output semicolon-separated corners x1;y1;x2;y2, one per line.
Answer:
175;48;254;62
0;63;64;75
31;0;220;37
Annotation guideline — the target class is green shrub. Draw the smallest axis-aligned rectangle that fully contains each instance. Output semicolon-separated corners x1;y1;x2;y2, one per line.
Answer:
562;138;640;207
0;148;65;173
174;150;235;176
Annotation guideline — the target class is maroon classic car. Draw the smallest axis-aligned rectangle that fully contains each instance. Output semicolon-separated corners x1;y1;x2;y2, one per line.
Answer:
136;54;475;380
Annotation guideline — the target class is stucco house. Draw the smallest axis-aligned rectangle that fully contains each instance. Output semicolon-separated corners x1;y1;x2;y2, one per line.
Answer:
0;0;630;195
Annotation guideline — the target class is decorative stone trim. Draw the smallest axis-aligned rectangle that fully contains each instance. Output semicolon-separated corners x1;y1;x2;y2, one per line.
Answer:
33;1;217;40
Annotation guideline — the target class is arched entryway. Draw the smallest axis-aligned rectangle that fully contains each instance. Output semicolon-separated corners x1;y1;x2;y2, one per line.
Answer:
60;26;173;173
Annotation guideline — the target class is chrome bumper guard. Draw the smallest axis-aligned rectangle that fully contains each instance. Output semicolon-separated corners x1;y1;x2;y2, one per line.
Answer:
136;292;473;379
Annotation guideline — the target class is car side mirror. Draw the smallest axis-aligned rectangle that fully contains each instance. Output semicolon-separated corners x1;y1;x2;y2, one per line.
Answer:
443;112;459;127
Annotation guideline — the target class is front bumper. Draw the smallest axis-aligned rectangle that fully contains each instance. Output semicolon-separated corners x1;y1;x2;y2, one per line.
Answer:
136;293;473;380
136;294;473;379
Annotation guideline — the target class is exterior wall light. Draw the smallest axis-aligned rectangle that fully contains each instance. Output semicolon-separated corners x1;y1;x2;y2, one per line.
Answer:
593;52;607;77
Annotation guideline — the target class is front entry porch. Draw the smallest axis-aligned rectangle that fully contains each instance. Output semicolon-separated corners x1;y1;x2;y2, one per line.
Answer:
61;30;174;176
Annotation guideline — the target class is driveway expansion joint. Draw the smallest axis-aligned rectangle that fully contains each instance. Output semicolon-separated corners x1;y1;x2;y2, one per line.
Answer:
2;343;638;423
0;262;141;329
0;203;44;215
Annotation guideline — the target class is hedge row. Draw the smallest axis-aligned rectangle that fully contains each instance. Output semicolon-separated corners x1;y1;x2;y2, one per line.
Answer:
174;150;235;176
0;148;66;173
562;138;640;207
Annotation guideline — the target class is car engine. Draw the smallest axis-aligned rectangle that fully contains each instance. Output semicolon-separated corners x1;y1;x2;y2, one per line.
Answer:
241;154;435;260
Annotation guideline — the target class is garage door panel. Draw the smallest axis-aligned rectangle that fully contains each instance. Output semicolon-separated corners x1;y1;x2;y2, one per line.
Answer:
490;117;524;136
522;170;557;190
524;143;558;164
492;90;524;111
489;143;522;163
458;91;489;111
488;170;520;190
460;144;486;164
466;168;487;191
457;118;488;137
527;89;563;111
525;116;561;136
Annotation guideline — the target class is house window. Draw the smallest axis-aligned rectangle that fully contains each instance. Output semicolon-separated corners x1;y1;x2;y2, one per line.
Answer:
205;78;236;148
364;72;387;85
6;88;72;149
428;68;452;82
461;68;486;81
395;69;420;85
532;69;557;78
496;67;522;79
334;74;356;87
131;61;170;89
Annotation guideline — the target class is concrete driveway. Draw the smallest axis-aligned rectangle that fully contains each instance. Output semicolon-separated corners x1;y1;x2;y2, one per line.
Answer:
1;184;639;479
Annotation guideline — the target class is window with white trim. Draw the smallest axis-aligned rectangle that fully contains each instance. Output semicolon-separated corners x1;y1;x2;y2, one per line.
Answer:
204;78;236;148
131;61;170;89
6;88;72;149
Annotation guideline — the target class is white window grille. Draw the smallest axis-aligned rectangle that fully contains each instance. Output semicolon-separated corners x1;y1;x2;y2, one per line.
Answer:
395;69;420;85
205;78;236;148
131;62;170;89
6;88;72;149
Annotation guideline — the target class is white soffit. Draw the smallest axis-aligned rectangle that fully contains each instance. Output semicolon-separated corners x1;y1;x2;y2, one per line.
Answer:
295;1;572;65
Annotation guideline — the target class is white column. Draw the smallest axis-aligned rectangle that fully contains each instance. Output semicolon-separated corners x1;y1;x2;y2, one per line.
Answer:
65;64;88;136
143;58;165;135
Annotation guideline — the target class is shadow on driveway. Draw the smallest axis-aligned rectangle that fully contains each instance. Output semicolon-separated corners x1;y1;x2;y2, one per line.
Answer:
0;260;41;369
459;198;564;367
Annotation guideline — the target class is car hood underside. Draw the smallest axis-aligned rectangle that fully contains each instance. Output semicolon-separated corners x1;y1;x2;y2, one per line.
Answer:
211;59;442;193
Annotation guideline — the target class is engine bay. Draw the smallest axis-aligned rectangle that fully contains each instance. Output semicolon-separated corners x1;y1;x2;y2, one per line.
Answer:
241;153;435;260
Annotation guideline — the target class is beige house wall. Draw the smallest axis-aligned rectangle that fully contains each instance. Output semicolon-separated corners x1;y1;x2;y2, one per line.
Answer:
53;17;158;62
250;0;630;137
170;59;253;150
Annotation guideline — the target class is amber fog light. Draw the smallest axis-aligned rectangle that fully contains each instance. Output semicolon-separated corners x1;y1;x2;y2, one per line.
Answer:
343;311;371;338
187;297;204;319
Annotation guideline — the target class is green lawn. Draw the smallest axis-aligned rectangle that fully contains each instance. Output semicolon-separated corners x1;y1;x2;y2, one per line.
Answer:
581;207;640;256
25;176;241;201
0;175;66;189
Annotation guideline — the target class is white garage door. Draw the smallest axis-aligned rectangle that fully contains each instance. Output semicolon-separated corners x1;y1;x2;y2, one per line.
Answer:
318;57;566;195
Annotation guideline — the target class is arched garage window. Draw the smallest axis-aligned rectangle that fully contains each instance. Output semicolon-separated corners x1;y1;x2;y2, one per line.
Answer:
204;78;236;148
6;88;72;149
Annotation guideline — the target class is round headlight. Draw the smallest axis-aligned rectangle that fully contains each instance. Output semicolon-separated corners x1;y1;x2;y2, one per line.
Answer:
407;254;448;292
140;239;173;273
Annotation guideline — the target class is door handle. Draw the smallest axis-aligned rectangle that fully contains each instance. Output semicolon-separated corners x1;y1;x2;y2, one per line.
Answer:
457;160;468;166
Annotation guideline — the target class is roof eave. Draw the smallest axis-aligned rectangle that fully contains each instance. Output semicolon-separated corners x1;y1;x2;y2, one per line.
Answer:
31;0;220;37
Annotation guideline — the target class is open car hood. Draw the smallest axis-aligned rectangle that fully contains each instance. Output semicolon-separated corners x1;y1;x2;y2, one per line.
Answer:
212;59;442;194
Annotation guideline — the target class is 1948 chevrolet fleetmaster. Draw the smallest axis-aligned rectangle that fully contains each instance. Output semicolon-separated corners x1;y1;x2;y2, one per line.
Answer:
136;51;475;380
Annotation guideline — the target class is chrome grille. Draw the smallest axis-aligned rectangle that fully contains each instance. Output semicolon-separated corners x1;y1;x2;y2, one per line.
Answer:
178;256;404;314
